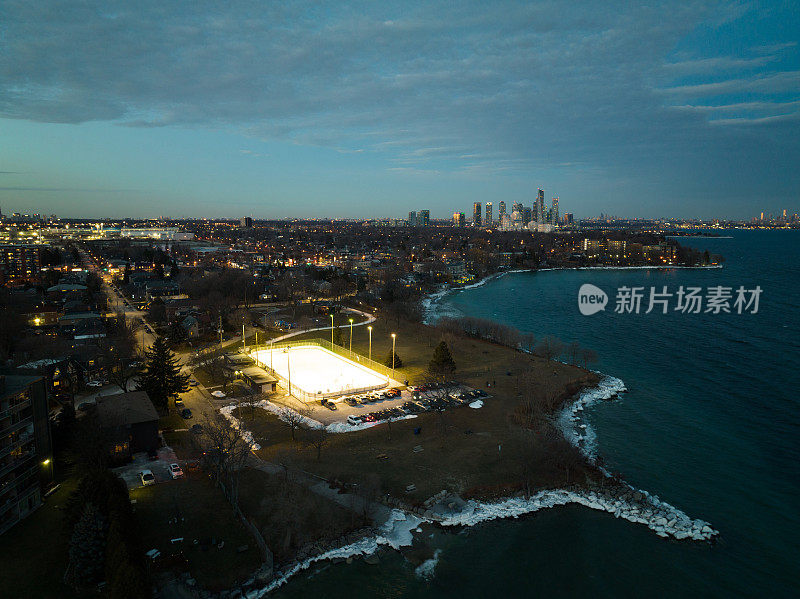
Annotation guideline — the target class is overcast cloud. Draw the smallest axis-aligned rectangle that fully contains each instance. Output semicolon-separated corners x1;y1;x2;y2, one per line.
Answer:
0;0;798;217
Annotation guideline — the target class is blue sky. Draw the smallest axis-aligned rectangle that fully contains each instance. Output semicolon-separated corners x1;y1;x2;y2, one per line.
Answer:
0;1;798;220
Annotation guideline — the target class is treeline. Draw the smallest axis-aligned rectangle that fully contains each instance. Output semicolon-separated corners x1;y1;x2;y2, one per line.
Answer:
64;470;150;598
435;316;597;367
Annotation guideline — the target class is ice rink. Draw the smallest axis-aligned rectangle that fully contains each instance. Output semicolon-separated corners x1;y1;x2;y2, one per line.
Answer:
251;345;388;398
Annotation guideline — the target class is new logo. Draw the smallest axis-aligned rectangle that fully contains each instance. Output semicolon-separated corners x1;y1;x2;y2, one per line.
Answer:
578;284;608;315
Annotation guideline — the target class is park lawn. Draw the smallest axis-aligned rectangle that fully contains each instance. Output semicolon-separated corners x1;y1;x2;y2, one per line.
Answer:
0;477;85;599
129;477;261;592
159;410;187;432
243;316;600;501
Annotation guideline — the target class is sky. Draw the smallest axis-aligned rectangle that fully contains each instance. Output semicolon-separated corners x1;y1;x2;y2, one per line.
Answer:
0;0;798;220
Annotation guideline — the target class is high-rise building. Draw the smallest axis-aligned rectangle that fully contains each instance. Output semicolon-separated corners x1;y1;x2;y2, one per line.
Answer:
419;210;430;226
551;198;559;226
0;375;52;535
522;207;532;225
473;202;482;226
536;188;545;223
485;202;493;227
453;212;465;227
408;211;417;226
498;201;506;220
512;202;524;215
240;216;252;228
0;245;41;284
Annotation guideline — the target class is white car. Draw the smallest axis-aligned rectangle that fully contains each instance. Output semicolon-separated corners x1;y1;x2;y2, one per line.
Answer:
140;470;156;486
169;463;184;479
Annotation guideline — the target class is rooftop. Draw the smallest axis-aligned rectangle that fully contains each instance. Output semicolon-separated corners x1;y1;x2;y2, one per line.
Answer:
96;391;158;428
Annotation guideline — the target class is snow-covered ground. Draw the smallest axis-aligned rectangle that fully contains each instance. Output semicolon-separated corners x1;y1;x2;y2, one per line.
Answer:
251;345;388;397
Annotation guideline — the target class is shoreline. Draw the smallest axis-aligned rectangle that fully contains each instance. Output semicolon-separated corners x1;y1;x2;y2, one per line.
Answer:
422;263;723;323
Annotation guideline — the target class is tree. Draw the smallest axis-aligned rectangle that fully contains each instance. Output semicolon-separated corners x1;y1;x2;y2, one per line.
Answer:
198;414;251;507
428;340;456;377
168;320;188;345
147;297;166;324
534;336;565;362
103;313;142;393
383;349;403;368
276;405;311;441
305;427;330;461
332;326;344;347
138;337;189;412
68;503;107;588
566;341;581;365
580;348;598;369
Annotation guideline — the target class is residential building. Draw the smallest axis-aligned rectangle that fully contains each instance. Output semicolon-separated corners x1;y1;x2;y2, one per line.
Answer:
0;375;52;535
498;201;506;221
240;216;253;228
408;211;417;226
95;391;159;460
0;244;41;284
536;188;545;224
419;210;430;227
453;212;465;227
473;202;482;226
551;198;559;226
485;202;493;227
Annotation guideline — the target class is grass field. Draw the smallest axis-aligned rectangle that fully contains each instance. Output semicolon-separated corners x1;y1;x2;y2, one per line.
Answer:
130;477;261;591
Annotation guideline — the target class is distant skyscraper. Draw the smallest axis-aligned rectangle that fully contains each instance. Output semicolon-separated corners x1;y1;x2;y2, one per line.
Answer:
485;202;493;227
240;216;252;228
551;197;559;226
522;207;532;225
419;210;430;226
498;201;506;220
453;212;465;227
512;202;524;215
473;202;482;226
536;188;545;223
408;211;417;226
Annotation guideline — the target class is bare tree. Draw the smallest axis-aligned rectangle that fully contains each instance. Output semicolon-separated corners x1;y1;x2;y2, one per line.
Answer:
276;405;312;441
197;413;251;507
580;348;598;369
534;336;565;362
305;427;330;461
566;341;581;365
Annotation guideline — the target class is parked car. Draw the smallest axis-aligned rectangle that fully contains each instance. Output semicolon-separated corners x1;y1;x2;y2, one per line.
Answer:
174;398;184;408
180;408;193;419
189;380;199;387
190;424;203;434
345;397;359;407
169;463;184;479
347;415;362;426
140;470;155;486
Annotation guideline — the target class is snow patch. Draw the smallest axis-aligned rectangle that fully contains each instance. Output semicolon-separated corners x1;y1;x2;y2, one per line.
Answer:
468;400;484;409
219;404;261;450
414;549;442;580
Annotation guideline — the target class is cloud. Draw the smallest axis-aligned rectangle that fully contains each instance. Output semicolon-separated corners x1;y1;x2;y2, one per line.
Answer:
0;0;798;208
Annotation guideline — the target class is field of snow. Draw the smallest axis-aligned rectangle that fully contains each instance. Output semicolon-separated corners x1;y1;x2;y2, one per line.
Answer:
251;345;388;398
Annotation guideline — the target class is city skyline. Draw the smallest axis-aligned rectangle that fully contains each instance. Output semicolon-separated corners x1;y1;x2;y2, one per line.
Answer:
1;2;799;219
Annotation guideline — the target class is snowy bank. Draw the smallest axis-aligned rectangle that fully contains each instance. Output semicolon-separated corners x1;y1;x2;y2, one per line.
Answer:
439;487;718;542
251;509;422;597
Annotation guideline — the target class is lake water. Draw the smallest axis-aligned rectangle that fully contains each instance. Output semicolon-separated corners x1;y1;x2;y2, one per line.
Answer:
274;230;799;598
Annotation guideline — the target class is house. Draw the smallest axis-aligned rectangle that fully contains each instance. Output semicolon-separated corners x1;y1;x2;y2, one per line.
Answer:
180;315;200;338
95;391;159;459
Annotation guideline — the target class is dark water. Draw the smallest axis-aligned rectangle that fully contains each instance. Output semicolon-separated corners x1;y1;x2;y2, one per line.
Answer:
274;230;799;598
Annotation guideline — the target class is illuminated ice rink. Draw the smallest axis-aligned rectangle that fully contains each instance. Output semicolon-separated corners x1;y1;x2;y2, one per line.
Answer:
251;345;388;398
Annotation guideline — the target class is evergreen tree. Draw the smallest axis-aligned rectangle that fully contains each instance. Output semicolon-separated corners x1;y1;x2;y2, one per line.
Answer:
122;263;131;285
383;350;403;368
168;320;188;345
428;340;456;376
138;337;189;411
68;503;107;587
332;326;344;346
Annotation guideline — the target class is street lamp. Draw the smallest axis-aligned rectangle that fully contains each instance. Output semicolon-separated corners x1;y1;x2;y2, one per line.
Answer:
349;318;354;355
330;313;334;347
367;325;373;361
391;333;396;379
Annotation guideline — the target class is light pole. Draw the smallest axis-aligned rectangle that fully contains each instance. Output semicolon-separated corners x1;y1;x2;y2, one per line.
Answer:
349;318;354;355
330;313;334;347
391;333;396;379
286;347;291;396
242;322;246;353
368;326;372;362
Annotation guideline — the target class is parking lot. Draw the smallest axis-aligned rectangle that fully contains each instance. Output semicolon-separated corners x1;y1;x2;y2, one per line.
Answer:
274;381;490;427
112;446;182;489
